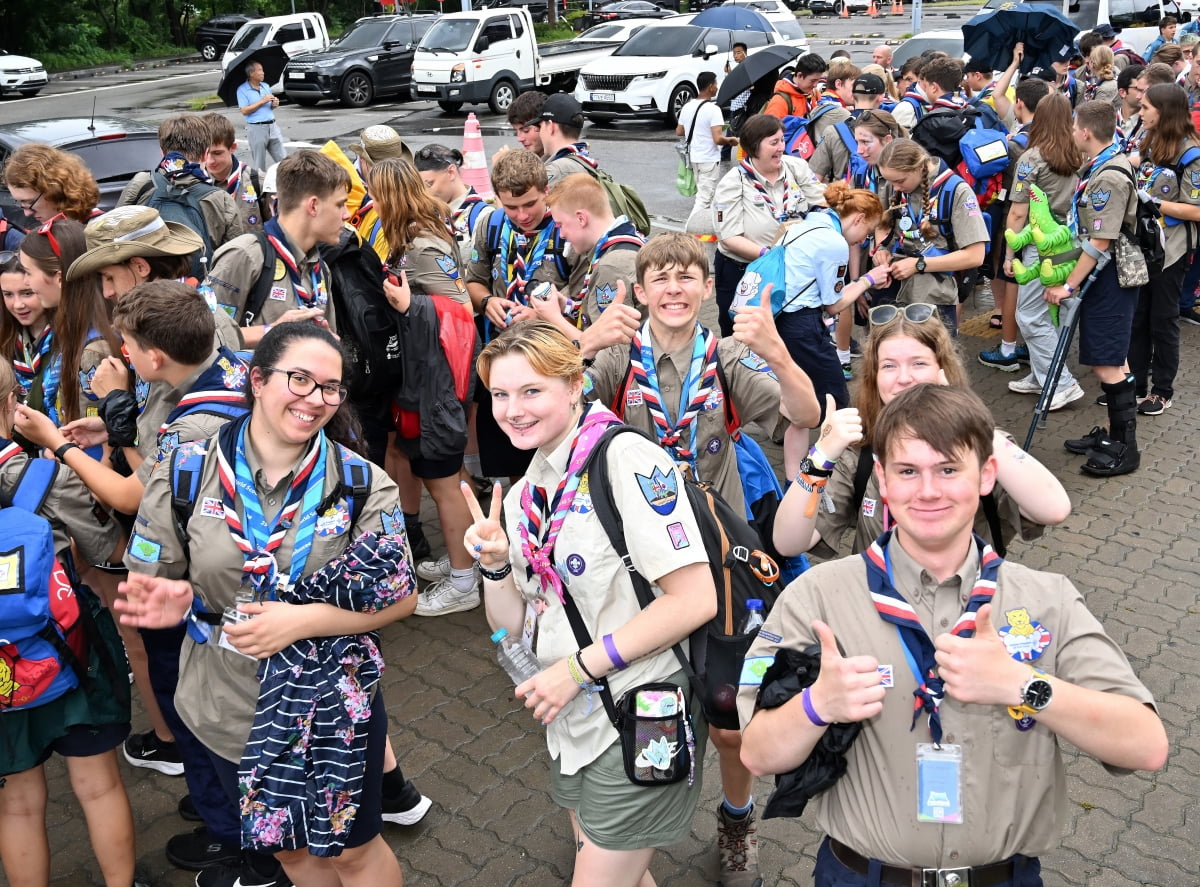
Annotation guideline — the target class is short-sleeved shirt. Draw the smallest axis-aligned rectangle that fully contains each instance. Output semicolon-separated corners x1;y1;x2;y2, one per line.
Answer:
236;81;276;122
125;433;402;762
585;334;782;514
465;214;574;302
1138;140;1200;267
808;119;856;183
736;540;1156;866
895;178;989;305
449;190;494;270
715;156;827;259
809;100;852;148
202;233;338;330
1074;154;1137;243
71;337;113;423
118;172;246;254
397;233;468;303
1009;146;1079;222
679;99;725;164
562;219;644;329
504;408;707;775
782;211;850;309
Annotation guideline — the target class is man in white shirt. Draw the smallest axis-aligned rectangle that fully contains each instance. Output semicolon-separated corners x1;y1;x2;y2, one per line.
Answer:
677;71;738;235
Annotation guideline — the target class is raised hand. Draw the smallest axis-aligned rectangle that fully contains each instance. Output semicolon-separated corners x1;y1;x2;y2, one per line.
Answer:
934;604;1026;707
461;480;511;569
807;619;886;724
816;393;863;460
581;280;640;355
113;573;194;629
732;284;785;359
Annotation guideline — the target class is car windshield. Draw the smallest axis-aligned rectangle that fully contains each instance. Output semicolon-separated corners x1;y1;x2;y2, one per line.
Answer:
614;24;701;56
228;23;270;54
578;24;624;37
331;19;391;49
773;18;804;38
419;19;478;52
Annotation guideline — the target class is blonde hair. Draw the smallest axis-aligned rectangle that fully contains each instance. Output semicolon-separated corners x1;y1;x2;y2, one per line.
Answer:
860;63;898;101
546;172;610;218
878;139;938;239
1090;45;1115;81
477;320;583;388
491;150;548;197
369;157;455;259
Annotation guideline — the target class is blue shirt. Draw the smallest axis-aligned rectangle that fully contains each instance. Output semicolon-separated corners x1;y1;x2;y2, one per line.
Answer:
782;211;849;311
237;81;275;122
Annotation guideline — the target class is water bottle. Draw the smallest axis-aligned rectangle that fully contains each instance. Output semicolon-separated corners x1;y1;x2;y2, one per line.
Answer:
739;599;765;635
492;628;540;687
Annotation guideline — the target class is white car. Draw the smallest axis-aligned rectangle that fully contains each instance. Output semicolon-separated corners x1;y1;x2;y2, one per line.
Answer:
573;18;666;42
0;50;48;99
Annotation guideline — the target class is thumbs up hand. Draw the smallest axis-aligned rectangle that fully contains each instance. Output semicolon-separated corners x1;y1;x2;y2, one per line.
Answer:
580;280;641;356
934;604;1026;707
816;393;862;460
807;620;886;724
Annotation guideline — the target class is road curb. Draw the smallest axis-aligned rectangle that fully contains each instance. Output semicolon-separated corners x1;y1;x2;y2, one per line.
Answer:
52;54;204;81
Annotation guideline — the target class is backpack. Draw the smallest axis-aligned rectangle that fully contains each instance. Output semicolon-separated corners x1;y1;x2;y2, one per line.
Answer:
1114;46;1147;67
728;219;821;317
913;103;1010;181
1122;166;1167;277
142;171;217;278
780;102;840;161
485;212;571;281
581;425;787;731
835;119;870;183
899;92;926;123
566;155;652;237
0;454;90;712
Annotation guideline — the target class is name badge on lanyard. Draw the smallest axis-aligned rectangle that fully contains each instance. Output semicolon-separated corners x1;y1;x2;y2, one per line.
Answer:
916;742;963;824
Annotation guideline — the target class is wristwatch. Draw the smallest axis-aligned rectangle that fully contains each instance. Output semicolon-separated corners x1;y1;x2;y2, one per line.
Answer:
1007;668;1053;719
797;457;832;479
915;256;927;274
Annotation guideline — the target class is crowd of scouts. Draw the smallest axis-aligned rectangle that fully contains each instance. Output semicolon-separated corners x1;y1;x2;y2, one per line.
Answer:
0;30;1176;887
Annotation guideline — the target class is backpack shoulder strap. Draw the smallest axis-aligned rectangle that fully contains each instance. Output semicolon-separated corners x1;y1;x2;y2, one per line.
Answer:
773;90;795;116
980;492;1006;558
329;443;372;528
135;175;156;205
851;443;874;515
11;458;58;516
465;199;489;230
169;444;208;545
241;231;276;326
610;363;635;418
835;119;857;155
486;209;506;253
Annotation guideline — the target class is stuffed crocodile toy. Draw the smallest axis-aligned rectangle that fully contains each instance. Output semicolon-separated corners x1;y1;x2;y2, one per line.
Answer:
1005;184;1080;290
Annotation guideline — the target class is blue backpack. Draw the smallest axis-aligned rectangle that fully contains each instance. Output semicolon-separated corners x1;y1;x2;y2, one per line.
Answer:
781;102;840;160
834;120;870;183
728;218;823;317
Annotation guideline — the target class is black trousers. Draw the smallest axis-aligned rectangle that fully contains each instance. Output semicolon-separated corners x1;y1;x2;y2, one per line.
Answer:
1129;256;1185;400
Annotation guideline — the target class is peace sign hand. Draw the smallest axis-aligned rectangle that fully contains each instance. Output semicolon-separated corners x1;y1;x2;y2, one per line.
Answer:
461;480;512;569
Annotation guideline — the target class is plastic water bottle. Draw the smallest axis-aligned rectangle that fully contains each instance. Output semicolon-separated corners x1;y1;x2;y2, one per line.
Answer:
739;599;765;635
492;628;540;687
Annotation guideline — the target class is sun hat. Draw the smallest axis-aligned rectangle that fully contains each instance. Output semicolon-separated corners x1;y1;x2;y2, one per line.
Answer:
66;205;203;282
347;125;413;164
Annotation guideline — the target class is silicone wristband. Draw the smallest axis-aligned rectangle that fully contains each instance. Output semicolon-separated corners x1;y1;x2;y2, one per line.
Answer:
603;633;628;671
54;442;80;463
478;562;513;582
864;272;876;287
802;686;829;727
808;446;837;471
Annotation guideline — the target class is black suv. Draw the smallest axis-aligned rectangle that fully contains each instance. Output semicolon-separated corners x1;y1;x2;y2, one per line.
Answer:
283;14;437;108
194;14;253;61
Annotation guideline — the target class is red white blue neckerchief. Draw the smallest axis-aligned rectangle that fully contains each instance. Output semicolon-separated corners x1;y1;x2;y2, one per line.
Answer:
13;324;52;399
264;218;328;311
452;188;485;235
214;415;327;600
222;155;259;205
556;143;597;169
929;92;965;112
740;159;800;223
629;321;718;472
159;347;247;436
498;212;555;303
158;151;212;184
518;403;621;605
1071;140;1122;237
973;81;997;103
568;217;643;321
863;530;1002;745
815;89;846;108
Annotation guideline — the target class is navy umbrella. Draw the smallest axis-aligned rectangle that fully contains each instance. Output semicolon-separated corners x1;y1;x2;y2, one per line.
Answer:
691;5;773;32
715;43;805;106
962;2;1079;75
217;43;291;107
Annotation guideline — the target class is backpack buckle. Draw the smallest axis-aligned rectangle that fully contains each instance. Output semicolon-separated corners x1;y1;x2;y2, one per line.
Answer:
730;545;750;563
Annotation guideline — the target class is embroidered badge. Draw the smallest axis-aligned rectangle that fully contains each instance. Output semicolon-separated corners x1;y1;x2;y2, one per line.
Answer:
200;497;225;519
436;254;457;275
135;377;151;410
0;552;21;590
759;629;781;644
999;608;1053;661
862;497;877;517
381;506;404;537
667;521;690;550
837;263;848;278
1088;188;1111;210
626;388;644;407
157;431;182;464
570;475;593;514
706;437;722;455
274;259;287;281
595;283;617;308
739;655;774;685
565;553;586;576
471;248;479;263
1016;160;1034;180
702;388;723;411
1190;169;1200;188
877;664;894;687
219;356;247;390
128;533;162;563
834;280;845;293
636;466;678;515
269;285;288;301
739;351;774;374
78;365;98;397
248;215;259;226
316;503;351;538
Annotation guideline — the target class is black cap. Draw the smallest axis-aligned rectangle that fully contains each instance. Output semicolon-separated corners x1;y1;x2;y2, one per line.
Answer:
538;92;585;127
852;73;885;95
1094;22;1120;39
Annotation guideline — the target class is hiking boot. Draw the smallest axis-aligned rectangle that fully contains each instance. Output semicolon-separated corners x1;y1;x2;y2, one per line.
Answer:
416;554;451;582
1064;426;1106;455
166;827;240;871
717;805;762;887
1137;394;1172;416
1007;374;1041;395
1047;382;1085;411
382;780;433;826
978;346;1022;372
1081;435;1141;477
123;729;184;776
414;576;481;617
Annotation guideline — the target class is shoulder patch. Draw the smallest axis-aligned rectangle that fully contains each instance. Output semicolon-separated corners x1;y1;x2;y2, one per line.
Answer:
1088;189;1111;210
595;283;617;308
128;533;162;563
635;466;678;515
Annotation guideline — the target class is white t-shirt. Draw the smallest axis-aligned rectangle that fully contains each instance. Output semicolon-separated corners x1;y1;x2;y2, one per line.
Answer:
679;98;725;164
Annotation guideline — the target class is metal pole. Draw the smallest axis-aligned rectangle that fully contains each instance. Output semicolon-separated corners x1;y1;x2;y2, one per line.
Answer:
911;0;922;36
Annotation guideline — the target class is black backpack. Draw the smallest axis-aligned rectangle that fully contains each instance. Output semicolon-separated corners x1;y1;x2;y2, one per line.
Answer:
581;425;785;731
142;171;215;278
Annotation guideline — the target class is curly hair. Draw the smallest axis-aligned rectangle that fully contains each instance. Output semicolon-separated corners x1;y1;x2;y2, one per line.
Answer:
369;158;456;263
2;144;100;223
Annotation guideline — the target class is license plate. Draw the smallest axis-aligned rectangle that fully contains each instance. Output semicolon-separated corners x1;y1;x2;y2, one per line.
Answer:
288;71;304;79
590;92;615;102
417;84;437;94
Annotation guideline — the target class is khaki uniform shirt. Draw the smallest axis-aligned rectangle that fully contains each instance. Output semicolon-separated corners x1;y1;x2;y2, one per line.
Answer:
73;338;113;422
562;221;644;329
504;408;706;775
125;435;402;762
810;103;852;148
809;122;854;183
449;191;494;270
737;541;1156;866
586;335;782;514
399;233;468;303
1075;155;1137;243
119;171;246;252
715;156;827;259
1138;141;1200;267
1009;146;1079;222
896;179;989;305
465;215;576;301
213;164;269;233
203;234;338;331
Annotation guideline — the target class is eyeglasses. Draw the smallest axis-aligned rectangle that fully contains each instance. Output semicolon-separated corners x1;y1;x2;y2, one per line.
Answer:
15;192;41;212
868;303;938;326
263;368;348;405
36;219;61;259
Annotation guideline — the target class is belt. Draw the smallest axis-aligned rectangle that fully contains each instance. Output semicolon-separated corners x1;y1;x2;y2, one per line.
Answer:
248;120;276;125
829;839;1017;887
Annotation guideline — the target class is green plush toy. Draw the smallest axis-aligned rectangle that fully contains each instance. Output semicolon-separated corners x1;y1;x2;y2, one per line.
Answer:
1004;184;1080;288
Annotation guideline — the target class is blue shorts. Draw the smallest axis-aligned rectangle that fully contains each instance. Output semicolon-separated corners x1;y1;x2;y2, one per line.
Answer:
1078;260;1136;368
776;307;849;421
33;721;129;768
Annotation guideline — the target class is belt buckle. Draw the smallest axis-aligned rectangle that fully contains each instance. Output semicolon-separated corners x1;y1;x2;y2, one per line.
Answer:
921;868;971;887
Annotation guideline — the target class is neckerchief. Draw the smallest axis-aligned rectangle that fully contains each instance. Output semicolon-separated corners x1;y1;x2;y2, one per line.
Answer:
221;154;259;205
556;143;596;169
929;93;965;112
214;416;328;600
157;151;212;184
13;325;52;398
1119;116;1143;155
629;321;718;471
899;167;955;244
159;347;248;435
569;217;643;324
497;212;555;303
974;81;996;103
816;89;846;108
264;218;327;311
518;403;621;605
740;159;800;223
863;530;1002;744
452;188;485;235
1071;140;1122;235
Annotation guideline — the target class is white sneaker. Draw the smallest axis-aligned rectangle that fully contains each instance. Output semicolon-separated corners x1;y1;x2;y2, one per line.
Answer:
415;576;481;617
1047;381;1085;411
416;554;451;582
1008;374;1042;395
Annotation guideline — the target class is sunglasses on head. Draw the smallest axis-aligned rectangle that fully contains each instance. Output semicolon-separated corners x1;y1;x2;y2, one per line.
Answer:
37;217;65;259
868;303;938;326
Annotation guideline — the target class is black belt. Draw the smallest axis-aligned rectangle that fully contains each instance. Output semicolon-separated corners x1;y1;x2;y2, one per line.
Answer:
248;120;276;125
829;838;1018;887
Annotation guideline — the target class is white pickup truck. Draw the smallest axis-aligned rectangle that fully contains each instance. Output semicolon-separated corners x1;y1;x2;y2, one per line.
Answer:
410;8;621;114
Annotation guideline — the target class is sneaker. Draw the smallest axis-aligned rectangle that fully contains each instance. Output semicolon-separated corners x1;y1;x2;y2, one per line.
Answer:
841;362;853;381
1180;307;1200;326
166;827;240;871
414;576;481;617
1137;394;1172;415
178;793;203;822
978;346;1022;372
1048;382;1085;411
382;780;433;826
716;805;761;887
1008;374;1042;395
1065;426;1106;455
416;554;451;582
123;729;184;776
1013;344;1030;365
195;856;287;887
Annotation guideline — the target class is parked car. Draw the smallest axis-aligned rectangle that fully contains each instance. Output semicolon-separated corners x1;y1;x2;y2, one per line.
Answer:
194;14;253;62
221;13;331;93
284;14;437;107
578;1;674;30
0;50;48;99
475;0;569;23
806;0;869;15
890;29;964;68
573;19;664;42
0;117;160;225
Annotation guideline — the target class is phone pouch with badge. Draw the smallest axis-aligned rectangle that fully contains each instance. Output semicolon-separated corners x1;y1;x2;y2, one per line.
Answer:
616;682;694;787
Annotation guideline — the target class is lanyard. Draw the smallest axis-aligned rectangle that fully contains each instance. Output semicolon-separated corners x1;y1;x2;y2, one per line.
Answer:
1071;141;1122;235
498;214;554;303
899;168;954;241
264;218;327;311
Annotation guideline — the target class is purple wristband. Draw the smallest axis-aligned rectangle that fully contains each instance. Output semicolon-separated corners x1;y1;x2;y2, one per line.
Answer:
603;633;628;671
801;686;828;727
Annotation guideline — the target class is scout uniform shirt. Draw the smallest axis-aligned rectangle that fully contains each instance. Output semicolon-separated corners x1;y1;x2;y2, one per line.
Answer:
465;212;574;304
544;143;599;189
124;432;401;762
1074;150;1137;245
1009;146;1079;223
74;337;113;422
808;117;857;183
1137;140;1200;268
118;170;246;254
214;157;269;233
893;170;989;306
562;217;644;330
398;233;468;303
504;405;706;775
449;188;494;270
586;333;782;515
735;541;1156;867
715;155;827;260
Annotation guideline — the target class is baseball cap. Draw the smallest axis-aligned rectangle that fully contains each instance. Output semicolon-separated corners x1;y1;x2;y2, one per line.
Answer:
538;92;585;127
1094;22;1120;39
852;74;885;95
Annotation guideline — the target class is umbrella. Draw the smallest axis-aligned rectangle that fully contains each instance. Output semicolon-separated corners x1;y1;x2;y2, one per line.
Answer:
217;43;291;107
691;5;773;32
962;3;1079;75
715;44;804;106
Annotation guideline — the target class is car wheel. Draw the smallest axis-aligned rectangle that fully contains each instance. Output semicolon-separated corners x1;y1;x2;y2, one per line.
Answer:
293;97;320;107
438;100;464;113
488;79;517;114
833;0;845;13
17;89;41;98
667;83;695;126
199;41;219;61
340;71;374;108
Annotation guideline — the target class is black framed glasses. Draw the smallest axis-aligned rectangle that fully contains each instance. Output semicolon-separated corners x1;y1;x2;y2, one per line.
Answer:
868;303;938;326
263;368;348;405
15;192;41;212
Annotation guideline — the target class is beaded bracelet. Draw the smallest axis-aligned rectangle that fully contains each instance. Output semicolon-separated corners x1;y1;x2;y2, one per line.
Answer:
478;562;513;581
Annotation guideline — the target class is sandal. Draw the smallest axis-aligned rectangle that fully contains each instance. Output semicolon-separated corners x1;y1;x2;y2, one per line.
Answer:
988;314;1003;329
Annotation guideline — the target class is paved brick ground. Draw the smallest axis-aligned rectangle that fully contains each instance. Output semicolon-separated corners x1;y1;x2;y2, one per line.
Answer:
10;291;1200;886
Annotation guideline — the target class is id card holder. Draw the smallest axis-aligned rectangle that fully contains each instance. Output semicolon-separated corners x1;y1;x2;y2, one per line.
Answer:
916;743;963;824
522;599;539;650
217;593;257;660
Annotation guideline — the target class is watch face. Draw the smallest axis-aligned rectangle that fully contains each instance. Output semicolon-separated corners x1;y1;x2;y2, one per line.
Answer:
1025;678;1053;710
798;458;815;475
916;257;926;272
